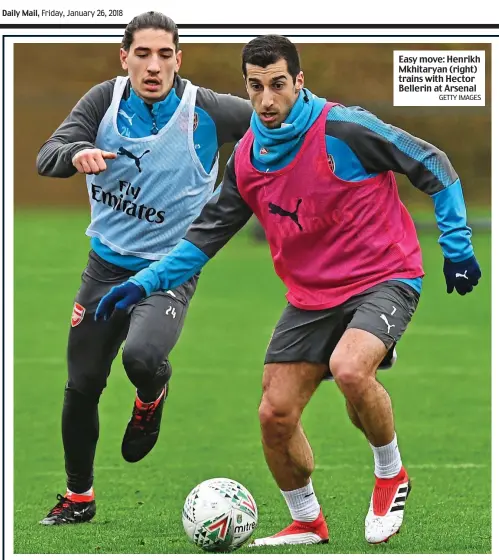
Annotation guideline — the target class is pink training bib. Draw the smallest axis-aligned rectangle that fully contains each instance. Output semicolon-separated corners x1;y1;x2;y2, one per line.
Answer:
235;103;424;310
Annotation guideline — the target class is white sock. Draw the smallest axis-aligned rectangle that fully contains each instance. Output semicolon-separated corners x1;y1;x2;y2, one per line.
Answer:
370;433;402;478
281;480;321;522
67;487;94;498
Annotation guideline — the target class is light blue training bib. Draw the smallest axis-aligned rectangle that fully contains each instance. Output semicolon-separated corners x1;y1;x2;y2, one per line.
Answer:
85;76;219;260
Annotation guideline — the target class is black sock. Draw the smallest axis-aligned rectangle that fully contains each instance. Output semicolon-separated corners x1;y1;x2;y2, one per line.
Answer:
62;387;99;494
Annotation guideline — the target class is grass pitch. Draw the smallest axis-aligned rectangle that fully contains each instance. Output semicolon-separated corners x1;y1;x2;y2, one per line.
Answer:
13;210;491;554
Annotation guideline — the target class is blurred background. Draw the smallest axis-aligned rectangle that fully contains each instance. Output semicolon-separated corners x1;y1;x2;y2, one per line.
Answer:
14;42;491;554
15;42;491;211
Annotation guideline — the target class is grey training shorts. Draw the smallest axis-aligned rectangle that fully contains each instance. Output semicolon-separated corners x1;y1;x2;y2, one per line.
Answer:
265;280;420;368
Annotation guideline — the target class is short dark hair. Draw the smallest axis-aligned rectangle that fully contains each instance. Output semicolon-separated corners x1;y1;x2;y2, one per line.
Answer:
121;11;179;52
241;35;301;81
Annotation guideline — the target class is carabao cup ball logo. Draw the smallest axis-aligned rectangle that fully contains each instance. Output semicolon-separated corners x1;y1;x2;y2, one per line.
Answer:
182;478;258;552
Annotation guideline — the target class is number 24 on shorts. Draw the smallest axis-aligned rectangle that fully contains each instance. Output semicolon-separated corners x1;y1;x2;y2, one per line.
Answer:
166;305;176;318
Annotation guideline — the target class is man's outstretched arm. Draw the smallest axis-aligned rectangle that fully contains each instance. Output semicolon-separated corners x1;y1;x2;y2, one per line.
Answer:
325;105;481;295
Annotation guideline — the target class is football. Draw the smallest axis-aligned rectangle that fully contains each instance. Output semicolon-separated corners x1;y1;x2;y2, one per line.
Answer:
182;478;258;552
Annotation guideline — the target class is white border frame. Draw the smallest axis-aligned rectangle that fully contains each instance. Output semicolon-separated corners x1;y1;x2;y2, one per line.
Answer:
1;22;495;560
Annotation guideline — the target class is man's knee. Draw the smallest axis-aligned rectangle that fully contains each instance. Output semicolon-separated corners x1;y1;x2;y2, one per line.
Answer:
122;342;165;387
258;361;324;445
67;366;107;399
329;354;371;399
258;395;300;445
329;329;387;398
64;381;102;406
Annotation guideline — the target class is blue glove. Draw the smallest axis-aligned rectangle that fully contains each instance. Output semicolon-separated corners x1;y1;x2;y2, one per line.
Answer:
95;281;145;321
443;255;481;295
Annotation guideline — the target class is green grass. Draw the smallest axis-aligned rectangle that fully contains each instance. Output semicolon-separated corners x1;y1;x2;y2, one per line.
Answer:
14;210;491;554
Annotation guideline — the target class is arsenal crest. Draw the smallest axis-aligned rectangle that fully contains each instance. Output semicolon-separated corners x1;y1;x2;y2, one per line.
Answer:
71;302;86;327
